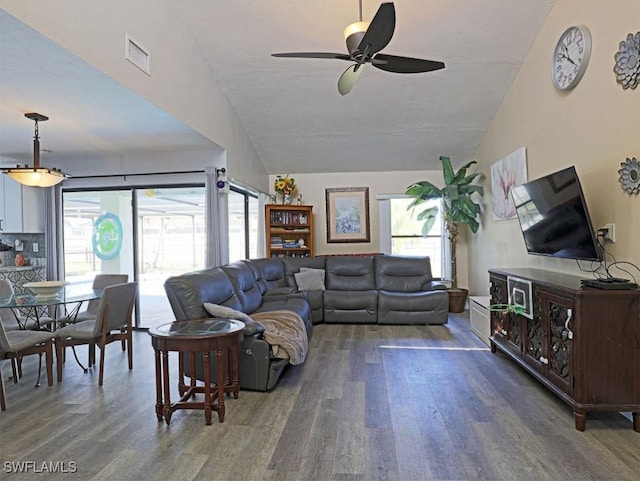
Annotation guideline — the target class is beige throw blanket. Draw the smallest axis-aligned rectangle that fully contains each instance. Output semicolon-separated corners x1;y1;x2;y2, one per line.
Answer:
250;310;309;365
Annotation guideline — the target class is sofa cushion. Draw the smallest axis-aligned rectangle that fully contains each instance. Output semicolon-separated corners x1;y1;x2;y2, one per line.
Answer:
377;290;449;325
323;290;377;323
375;255;436;292
221;261;263;313
203;302;265;335
245;258;288;295
294;269;326;291
325;256;375;291
263;286;297;298
254;297;313;335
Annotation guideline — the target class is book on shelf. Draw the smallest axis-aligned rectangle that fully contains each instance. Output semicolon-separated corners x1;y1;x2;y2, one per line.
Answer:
269;210;308;225
270;236;283;247
271;252;310;258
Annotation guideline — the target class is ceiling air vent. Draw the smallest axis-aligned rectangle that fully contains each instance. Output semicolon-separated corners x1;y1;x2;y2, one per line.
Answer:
125;34;150;74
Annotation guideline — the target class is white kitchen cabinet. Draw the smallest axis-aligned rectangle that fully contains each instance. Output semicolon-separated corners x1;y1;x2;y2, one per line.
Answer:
0;175;44;232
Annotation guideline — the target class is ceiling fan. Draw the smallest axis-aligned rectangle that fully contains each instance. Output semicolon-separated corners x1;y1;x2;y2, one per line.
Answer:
271;1;445;95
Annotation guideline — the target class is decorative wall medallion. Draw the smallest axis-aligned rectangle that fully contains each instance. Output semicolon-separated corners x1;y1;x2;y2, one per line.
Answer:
618;157;640;194
614;32;640;90
92;212;124;260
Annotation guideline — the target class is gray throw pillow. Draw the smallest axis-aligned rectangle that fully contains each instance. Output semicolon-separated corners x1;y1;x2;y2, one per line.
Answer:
300;267;326;283
202;303;264;335
294;269;326;291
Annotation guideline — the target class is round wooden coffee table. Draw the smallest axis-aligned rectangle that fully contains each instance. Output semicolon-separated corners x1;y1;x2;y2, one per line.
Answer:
148;318;245;425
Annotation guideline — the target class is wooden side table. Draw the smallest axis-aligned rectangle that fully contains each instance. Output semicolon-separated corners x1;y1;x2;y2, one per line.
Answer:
148;318;245;425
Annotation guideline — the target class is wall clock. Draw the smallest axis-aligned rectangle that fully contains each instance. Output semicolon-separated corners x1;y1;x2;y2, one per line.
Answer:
551;25;592;90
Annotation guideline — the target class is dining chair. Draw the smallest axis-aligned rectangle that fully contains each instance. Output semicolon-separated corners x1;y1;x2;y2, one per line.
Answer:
0;279;35;331
0;316;54;411
58;274;129;366
72;274;129;323
0;279;39;382
54;282;137;386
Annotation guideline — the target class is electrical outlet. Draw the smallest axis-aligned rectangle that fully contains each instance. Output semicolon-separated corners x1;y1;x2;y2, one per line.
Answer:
33;242;39;252
604;223;615;243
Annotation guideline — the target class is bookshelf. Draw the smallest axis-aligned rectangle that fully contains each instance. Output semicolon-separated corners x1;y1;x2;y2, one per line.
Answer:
265;204;314;258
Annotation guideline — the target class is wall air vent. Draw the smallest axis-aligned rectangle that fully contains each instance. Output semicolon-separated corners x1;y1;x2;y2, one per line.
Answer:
125;34;150;74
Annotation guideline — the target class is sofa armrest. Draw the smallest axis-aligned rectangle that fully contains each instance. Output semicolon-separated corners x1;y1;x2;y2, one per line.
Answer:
244;321;265;336
422;281;448;291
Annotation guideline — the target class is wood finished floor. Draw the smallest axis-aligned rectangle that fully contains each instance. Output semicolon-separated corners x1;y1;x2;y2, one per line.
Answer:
1;313;638;481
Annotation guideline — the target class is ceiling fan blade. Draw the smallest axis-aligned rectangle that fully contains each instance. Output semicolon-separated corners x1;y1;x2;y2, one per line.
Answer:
358;3;395;55
337;65;364;96
271;52;352;61
371;53;445;73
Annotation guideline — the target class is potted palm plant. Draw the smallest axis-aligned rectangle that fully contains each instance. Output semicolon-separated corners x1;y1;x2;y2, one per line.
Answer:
405;155;484;312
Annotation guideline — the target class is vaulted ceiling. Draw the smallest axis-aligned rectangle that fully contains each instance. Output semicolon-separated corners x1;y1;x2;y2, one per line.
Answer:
0;1;557;176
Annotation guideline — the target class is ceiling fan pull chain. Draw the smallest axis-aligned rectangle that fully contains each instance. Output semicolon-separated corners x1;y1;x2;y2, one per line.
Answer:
359;0;363;22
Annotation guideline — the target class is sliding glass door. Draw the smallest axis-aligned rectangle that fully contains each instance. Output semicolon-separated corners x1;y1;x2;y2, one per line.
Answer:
135;187;205;328
62;186;205;329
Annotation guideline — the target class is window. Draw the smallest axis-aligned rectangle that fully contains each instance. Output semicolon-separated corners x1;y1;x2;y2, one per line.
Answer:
228;187;259;262
378;196;449;280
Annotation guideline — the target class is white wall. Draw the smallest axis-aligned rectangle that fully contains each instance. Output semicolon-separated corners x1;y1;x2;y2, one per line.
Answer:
469;0;640;295
0;0;269;191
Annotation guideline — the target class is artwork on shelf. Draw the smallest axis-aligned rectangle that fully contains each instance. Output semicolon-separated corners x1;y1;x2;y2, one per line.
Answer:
325;187;370;243
491;147;527;221
507;276;533;320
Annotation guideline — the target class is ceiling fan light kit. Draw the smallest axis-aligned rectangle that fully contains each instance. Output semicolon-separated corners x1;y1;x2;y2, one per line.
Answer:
2;113;70;188
344;21;369;45
272;2;445;95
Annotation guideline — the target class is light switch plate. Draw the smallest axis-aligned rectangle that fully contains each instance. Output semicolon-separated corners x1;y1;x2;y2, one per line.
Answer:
33;242;39;252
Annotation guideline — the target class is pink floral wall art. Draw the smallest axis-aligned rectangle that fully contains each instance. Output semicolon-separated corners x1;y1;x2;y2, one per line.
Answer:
491;147;527;220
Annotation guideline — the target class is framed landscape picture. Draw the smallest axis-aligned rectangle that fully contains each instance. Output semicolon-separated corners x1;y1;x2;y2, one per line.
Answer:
325;187;370;243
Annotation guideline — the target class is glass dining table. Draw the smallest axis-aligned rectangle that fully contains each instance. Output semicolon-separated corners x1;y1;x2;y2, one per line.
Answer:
0;285;103;330
0;285;103;386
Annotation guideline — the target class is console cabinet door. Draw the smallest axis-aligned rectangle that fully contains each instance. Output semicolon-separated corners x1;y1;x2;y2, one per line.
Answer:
523;286;547;371
540;290;574;395
490;275;523;355
490;275;507;340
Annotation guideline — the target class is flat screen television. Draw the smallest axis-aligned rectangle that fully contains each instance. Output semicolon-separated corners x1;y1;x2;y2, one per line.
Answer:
510;166;603;261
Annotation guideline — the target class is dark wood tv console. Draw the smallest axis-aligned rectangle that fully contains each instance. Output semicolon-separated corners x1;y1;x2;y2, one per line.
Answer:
489;268;640;432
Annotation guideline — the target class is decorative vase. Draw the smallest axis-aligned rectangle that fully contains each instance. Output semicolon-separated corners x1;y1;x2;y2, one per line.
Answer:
14;253;25;267
283;193;292;205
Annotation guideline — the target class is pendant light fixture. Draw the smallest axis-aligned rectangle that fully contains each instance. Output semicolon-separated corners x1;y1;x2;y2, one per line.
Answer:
2;113;69;187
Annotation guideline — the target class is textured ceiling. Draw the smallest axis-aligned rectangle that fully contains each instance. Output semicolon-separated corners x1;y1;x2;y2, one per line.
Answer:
0;1;557;175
